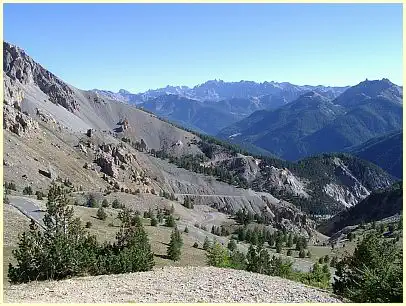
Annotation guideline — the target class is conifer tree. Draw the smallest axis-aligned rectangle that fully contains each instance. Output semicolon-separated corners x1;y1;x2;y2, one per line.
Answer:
203;236;211;250
167;228;182;261
227;239;237;252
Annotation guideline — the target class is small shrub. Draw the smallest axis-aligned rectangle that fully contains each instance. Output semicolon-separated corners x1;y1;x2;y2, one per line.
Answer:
287;249;292;256
112;198;121;209
165;215;176;228
102;199;109;208
203;236;211;250
35;191;44;200
23;186;33;195
193;242;199;248
150;216;158;226
227;239;237;252
97;207;107;220
88;194;98;208
206;242;229;268
184;226;189;233
85;221;92;228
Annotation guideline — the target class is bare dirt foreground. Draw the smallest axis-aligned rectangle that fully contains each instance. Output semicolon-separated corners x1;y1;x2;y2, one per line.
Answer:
4;266;342;303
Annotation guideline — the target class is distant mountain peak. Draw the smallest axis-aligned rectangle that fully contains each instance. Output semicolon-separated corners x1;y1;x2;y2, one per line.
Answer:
118;89;131;94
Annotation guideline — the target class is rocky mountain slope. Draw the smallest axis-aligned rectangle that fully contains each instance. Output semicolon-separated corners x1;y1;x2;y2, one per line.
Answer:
317;182;402;236
3;40;395;221
4;266;342;303
346;130;402;179
3;41;315;236
217;79;403;161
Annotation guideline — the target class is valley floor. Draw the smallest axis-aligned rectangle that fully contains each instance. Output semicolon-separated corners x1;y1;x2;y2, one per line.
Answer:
4;266;342;303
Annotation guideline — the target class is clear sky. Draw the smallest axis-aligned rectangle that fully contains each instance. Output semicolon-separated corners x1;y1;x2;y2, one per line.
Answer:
4;3;403;93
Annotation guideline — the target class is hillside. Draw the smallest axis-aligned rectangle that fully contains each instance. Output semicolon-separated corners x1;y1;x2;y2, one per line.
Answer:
3;40;318;235
3;40;401;304
138;94;240;134
346;130;402;179
217;79;403;161
4;40;395;220
318;182;403;236
4;266;342;303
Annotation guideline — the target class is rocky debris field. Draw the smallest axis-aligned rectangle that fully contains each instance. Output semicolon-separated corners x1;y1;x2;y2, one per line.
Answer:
4;266;342;303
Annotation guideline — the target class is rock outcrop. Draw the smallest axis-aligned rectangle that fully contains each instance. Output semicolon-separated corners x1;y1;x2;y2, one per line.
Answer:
3;42;79;112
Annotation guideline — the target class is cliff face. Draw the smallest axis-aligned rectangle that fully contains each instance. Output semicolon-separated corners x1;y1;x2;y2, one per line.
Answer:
4;42;79;112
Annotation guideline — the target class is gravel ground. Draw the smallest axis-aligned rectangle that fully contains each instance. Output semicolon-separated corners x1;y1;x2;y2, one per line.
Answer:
4;266;342;303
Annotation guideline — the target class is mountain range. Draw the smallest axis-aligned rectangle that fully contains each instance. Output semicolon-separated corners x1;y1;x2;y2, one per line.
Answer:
3;40;398;219
93;81;348;135
94;78;402;172
217;79;402;161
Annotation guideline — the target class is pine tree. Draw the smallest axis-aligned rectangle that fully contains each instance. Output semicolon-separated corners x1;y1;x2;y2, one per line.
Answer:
167;228;182;261
287;233;293;248
87;194;98;208
246;244;259;273
97;207;107;220
227;239;237;252
275;237;283;253
206;241;229;267
157;210;164;224
333;233;402;302
203;236;211;250
114;214;155;272
112;198;121;209
150;216;158;226
229;250;247;270
165;215;176;227
258;247;271;275
102;199;109;208
9;183;96;283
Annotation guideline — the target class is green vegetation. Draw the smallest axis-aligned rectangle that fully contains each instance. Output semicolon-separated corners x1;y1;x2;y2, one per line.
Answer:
112;198;123;209
22;186;33;195
206;241;230;267
35;191;45;200
8;183;154;283
102;199;109;208
205;243;331;290
97;207;107;220
4;181;17;192
150;216;158;226
333;232;403;302
227;239;237;252
167;227;182;261
203;236;211;250
165;215;176;228
182;196;194;209
211;225;230;237
87;194;98;208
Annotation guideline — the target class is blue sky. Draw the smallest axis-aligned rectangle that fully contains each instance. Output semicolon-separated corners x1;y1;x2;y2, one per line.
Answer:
4;3;403;93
